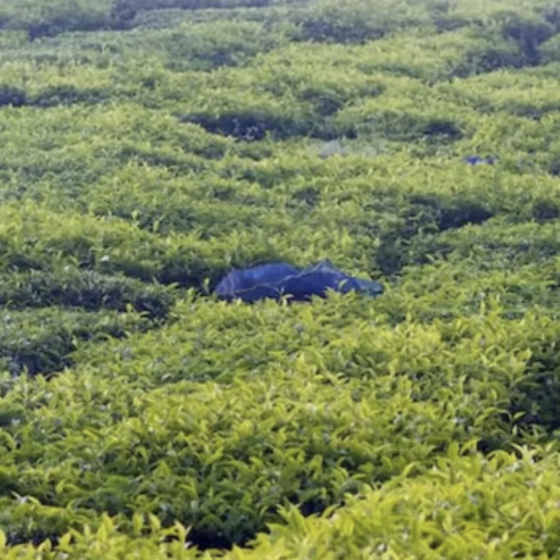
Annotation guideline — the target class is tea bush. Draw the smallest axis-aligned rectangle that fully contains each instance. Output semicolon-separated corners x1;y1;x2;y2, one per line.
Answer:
0;299;541;544
0;308;149;378
0;0;115;39
0;268;175;317
291;0;431;44
225;447;560;559
3;0;560;557
4;448;560;558
162;21;293;71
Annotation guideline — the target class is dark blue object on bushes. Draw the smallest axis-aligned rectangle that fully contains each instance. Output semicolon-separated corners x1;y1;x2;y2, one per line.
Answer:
463;155;497;165
214;260;383;303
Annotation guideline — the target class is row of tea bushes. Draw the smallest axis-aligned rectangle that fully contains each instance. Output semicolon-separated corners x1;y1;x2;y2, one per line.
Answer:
0;0;283;39
1;61;560;203
2;32;560;148
2;0;556;43
2;296;560;548
3;0;560;555
0;269;175;317
224;446;560;559
2;154;560;283
0;307;150;379
1;112;556;220
0;19;297;71
0;25;551;100
0;200;368;288
3;446;560;558
4;217;560;382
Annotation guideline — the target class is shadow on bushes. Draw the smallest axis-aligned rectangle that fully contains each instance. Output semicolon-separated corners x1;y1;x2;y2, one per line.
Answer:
532;198;560;222
499;12;554;67
0;309;149;378
451;45;527;77
179;112;312;142
0;85;27;108
30;85;109;107
0;332;75;378
508;343;560;435
0;84;109;109
347;112;464;144
26;10;115;41
0;269;175;319
375;196;494;276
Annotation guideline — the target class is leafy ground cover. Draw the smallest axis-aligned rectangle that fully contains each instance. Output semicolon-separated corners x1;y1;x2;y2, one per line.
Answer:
3;0;560;557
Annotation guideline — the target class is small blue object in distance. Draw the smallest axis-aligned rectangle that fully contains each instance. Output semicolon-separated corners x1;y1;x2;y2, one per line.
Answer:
214;260;384;303
463;155;497;165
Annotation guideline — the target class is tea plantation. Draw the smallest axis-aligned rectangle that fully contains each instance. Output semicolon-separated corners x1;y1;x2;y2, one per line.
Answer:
3;0;560;557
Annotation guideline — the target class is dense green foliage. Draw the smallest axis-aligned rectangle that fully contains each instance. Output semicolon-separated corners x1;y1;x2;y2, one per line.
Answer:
3;0;560;557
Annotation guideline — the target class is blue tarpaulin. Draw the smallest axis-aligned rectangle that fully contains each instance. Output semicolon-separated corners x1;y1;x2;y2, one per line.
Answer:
214;260;383;303
463;155;497;165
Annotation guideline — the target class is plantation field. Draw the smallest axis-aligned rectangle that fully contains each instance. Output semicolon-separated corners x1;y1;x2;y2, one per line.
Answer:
3;0;560;557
